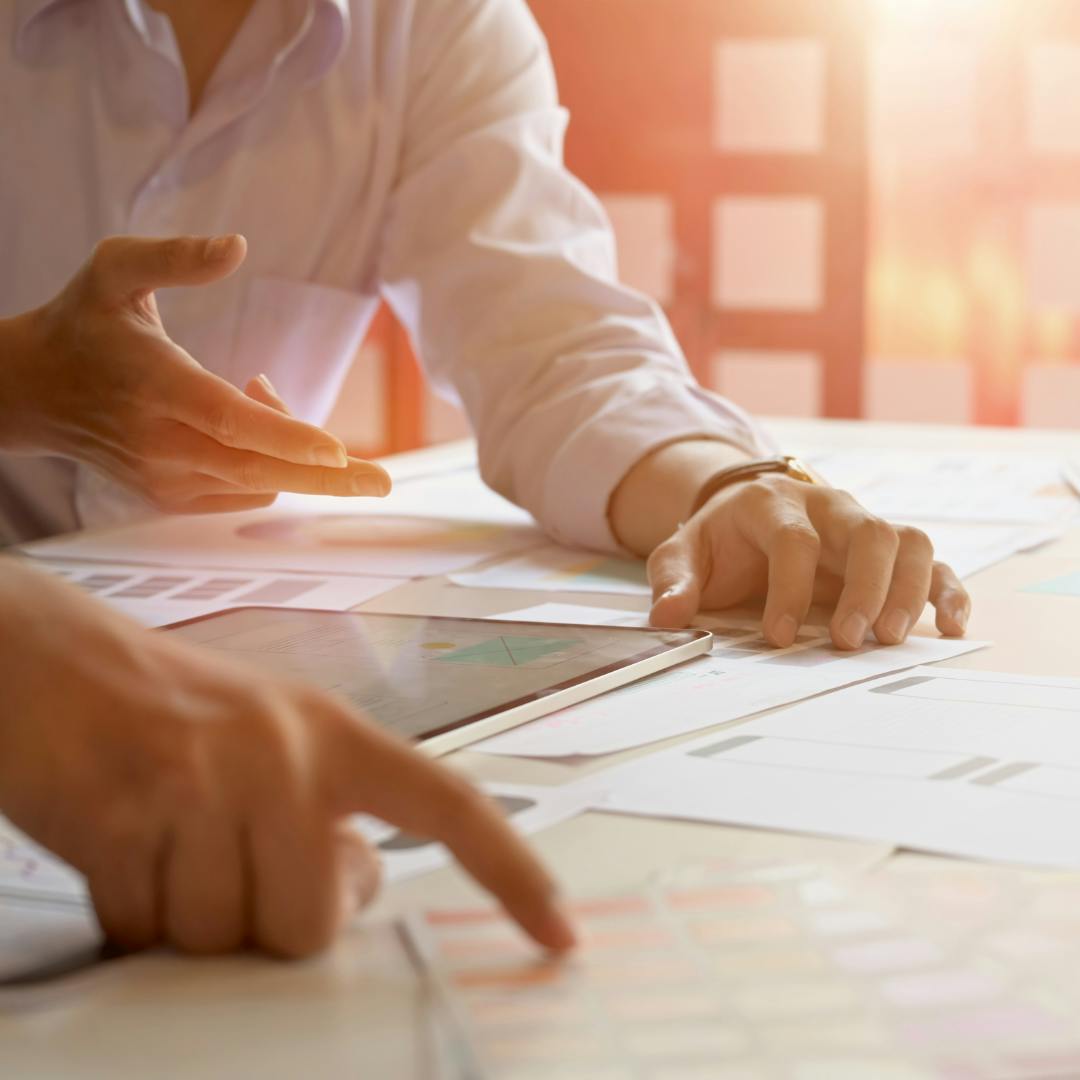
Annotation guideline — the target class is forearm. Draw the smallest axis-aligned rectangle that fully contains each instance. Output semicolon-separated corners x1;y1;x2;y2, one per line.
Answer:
609;439;752;556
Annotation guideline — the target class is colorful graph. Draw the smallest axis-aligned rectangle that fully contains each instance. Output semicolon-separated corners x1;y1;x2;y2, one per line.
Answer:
542;556;649;591
1025;571;1080;597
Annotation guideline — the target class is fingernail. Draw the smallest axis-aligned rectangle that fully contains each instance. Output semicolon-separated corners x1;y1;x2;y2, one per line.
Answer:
545;900;579;952
839;612;868;649
773;614;798;648
951;605;969;632
256;372;280;398
659;586;680;602
881;609;911;643
204;234;236;261
351;471;390;496
315;443;349;469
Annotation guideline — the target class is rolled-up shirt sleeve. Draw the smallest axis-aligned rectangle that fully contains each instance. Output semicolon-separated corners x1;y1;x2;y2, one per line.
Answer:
377;0;771;552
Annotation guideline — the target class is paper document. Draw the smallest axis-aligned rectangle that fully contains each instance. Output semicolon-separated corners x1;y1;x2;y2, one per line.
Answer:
908;521;1062;579
450;546;650;596
23;507;544;579
0;825;86;907
491;602;648;626
579;667;1080;869
806;448;1079;525
419;859;1080;1077
477;621;986;758
26;557;402;628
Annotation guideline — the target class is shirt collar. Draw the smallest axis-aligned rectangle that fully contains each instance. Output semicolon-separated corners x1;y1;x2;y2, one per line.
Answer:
15;0;351;74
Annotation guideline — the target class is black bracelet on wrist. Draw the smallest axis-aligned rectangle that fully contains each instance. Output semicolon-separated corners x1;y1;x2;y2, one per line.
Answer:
688;455;823;519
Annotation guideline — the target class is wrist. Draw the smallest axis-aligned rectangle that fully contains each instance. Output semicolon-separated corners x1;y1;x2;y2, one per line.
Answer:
609;438;752;556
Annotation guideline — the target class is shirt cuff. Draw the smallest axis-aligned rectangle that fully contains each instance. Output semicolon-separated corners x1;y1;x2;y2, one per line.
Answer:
538;376;776;553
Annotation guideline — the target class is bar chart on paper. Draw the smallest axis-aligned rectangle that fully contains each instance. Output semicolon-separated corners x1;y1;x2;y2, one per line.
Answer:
27;557;402;627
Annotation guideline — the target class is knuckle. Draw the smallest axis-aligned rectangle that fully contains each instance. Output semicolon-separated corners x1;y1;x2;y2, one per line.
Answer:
737;476;783;507
170;915;243;957
89;236;122;276
829;487;859;506
148;733;213;811
856;516;898;551
233;456;265;491
646;532;682;576
775;520;820;555
897;525;934;558
157;237;189;277
265;912;337;961
202;400;238;445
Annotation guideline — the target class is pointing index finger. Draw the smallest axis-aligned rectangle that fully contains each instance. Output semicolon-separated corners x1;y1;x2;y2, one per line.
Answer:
322;715;577;952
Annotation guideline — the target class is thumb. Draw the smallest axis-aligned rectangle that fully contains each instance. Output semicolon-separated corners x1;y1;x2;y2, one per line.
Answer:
91;234;247;297
647;523;708;628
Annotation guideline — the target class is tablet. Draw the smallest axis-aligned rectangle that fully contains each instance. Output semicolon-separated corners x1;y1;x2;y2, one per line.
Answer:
163;608;712;754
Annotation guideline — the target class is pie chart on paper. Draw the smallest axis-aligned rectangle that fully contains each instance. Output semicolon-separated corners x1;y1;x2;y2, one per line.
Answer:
231;514;542;577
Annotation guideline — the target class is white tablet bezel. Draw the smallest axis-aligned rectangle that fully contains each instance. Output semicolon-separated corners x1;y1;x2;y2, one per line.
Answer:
161;608;713;755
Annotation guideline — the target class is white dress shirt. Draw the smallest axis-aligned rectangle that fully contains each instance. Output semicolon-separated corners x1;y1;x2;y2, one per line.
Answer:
1;0;766;549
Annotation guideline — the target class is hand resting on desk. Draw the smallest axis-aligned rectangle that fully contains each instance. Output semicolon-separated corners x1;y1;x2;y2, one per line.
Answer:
0;234;391;513
0;560;576;958
611;440;972;650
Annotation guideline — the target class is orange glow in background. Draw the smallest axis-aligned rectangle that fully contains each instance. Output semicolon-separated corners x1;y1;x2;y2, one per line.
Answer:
327;0;1080;454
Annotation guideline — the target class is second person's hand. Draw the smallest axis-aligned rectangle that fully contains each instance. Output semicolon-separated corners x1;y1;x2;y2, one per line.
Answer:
0;234;390;513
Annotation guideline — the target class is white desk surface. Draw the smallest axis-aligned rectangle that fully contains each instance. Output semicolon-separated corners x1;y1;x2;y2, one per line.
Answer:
5;417;1080;1078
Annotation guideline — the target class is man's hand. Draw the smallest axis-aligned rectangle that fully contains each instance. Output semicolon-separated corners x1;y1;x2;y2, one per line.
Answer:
611;441;971;650
0;562;575;958
0;234;390;513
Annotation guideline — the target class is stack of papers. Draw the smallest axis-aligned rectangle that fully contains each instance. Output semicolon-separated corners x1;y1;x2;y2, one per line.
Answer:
475;606;986;758
571;668;1080;869
805;448;1079;526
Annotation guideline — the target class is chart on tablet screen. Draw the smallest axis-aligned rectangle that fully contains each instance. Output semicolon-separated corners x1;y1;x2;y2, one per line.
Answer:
166;610;659;741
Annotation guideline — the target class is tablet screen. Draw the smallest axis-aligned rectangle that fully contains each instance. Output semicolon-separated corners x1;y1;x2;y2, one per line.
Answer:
165;608;703;742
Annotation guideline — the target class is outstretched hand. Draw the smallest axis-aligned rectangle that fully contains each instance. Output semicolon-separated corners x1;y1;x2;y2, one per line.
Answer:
0;234;390;513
